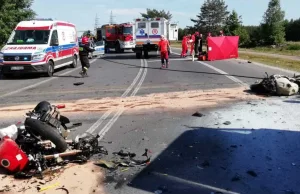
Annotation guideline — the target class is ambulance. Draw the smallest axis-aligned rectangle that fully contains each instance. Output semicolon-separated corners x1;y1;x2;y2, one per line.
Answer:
132;17;169;58
0;18;79;77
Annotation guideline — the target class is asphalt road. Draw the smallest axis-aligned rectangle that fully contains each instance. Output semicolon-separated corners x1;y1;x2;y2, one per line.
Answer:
0;48;299;194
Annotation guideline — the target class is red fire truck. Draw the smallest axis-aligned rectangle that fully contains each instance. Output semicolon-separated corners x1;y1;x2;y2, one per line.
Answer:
96;23;135;53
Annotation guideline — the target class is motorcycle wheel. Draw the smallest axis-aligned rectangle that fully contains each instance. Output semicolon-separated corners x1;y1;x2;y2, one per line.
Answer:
24;118;68;152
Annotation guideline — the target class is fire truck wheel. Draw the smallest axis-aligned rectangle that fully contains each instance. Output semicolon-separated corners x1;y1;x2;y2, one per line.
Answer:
115;43;121;53
24;118;68;153
144;51;149;59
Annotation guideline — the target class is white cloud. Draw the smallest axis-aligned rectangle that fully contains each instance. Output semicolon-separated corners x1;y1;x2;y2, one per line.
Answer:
106;8;145;16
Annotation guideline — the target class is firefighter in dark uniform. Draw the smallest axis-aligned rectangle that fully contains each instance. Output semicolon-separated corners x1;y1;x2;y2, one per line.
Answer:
79;36;95;77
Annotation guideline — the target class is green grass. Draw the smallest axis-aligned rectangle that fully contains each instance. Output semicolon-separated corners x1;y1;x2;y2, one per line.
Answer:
240;41;300;56
239;53;300;72
170;41;181;48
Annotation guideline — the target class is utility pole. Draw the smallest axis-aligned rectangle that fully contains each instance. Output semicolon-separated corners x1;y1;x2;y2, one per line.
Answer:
94;14;100;32
109;11;116;25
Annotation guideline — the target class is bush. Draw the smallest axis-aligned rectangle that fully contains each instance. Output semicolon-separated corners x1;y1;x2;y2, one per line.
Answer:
286;44;300;50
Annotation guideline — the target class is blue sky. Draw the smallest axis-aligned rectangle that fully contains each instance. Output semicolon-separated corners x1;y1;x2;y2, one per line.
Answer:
32;0;299;32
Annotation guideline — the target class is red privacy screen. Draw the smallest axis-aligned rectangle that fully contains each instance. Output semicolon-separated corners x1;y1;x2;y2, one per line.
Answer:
207;36;239;61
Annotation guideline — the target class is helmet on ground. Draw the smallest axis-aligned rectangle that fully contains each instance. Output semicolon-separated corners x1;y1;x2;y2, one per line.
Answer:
81;36;89;44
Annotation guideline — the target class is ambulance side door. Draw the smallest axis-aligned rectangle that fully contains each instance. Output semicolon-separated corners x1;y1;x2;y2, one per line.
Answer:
49;30;61;65
137;21;147;41
150;21;160;42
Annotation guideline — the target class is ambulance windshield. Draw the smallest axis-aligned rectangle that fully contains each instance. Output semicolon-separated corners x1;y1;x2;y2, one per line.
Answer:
123;26;132;35
7;30;50;45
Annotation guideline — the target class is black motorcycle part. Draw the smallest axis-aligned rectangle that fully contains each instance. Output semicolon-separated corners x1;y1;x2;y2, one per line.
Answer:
33;101;52;121
24;118;68;153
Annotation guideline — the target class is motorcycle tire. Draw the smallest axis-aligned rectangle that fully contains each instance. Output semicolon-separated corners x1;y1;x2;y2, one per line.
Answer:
24;118;68;152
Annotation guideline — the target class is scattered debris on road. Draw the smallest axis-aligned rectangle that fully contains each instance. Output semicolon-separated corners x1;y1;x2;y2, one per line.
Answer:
247;170;258;177
95;149;151;170
250;74;300;96
192;112;205;117
231;174;241;181
223;121;231;125
73;82;84;86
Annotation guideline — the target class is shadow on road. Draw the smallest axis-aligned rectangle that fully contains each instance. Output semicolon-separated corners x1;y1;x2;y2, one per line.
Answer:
283;100;300;104
101;58;264;80
0;66;71;80
53;75;82;78
128;127;300;194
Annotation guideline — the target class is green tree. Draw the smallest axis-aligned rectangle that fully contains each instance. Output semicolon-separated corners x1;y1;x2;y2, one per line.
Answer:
285;18;300;41
178;28;185;40
233;27;250;47
223;10;250;47
223;10;241;35
140;9;172;20
191;0;229;35
260;0;285;45
244;25;263;47
0;0;36;46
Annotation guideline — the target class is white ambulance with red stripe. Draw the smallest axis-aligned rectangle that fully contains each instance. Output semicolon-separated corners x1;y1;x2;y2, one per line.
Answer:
0;19;79;77
132;17;169;59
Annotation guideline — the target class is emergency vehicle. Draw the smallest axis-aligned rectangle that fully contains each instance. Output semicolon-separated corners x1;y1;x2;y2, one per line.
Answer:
132;17;169;59
96;23;135;53
0;18;79;77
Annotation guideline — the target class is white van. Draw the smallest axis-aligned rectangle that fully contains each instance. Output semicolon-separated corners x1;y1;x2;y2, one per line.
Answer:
0;19;79;77
132;17;169;58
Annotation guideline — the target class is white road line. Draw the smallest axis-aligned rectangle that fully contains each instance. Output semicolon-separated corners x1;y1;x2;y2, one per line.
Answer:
121;59;144;97
171;51;248;87
0;58;98;99
85;109;113;134
97;59;148;140
97;107;125;140
86;59;145;134
131;60;148;96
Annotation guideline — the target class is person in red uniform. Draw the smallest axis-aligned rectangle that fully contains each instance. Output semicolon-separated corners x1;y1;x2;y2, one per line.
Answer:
189;33;196;55
158;35;170;68
181;35;188;57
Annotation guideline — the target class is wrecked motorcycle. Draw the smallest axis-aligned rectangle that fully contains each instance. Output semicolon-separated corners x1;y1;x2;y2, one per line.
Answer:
0;101;107;178
24;101;71;152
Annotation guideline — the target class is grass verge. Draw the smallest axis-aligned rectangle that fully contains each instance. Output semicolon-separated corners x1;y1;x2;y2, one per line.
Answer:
239;53;300;72
240;42;300;56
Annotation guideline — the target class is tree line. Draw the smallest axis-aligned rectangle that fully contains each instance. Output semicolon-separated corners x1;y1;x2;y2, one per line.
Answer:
142;0;299;49
0;0;36;47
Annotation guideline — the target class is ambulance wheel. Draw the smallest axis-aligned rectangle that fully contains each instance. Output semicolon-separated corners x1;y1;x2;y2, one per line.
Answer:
70;55;78;68
24;118;68;153
136;52;141;59
1;73;13;79
144;51;149;59
46;61;54;77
